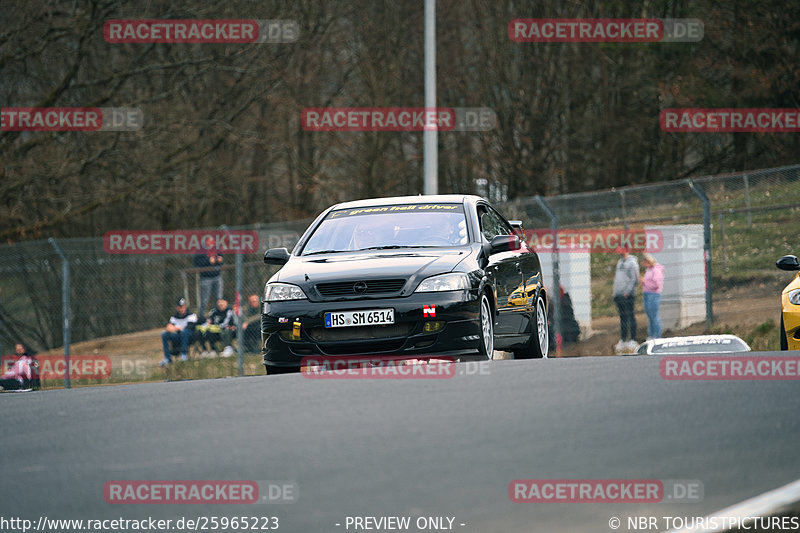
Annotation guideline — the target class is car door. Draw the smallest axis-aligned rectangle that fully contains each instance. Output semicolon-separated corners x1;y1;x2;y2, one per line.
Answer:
478;204;526;337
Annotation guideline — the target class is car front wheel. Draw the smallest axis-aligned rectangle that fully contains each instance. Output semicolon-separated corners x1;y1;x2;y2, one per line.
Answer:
478;293;495;359
515;294;549;359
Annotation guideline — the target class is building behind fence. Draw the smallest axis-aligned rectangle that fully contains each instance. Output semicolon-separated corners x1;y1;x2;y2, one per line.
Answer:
1;164;798;361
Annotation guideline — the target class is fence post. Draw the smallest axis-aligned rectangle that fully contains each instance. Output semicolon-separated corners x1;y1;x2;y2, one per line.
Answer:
534;196;560;355
687;180;713;328
221;225;245;377
719;212;727;272
48;238;71;389
743;174;752;228
619;189;629;232
236;251;244;376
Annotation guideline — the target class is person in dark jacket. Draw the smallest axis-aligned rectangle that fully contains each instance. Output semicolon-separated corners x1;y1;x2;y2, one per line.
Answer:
547;287;582;351
194;235;224;317
613;247;639;351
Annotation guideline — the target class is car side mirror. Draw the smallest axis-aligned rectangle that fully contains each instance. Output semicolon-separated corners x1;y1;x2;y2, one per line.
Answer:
509;220;524;236
264;247;291;265
489;234;520;254
776;255;800;271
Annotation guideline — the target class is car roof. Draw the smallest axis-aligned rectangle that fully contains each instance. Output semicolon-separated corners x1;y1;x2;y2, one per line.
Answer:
329;194;483;210
649;334;747;346
639;334;752;354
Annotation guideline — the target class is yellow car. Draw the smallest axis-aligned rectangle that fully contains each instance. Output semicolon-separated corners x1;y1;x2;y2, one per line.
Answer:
508;275;539;307
776;255;800;350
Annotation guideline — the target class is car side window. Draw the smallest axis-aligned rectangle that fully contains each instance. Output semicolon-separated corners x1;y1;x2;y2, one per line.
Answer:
478;206;510;242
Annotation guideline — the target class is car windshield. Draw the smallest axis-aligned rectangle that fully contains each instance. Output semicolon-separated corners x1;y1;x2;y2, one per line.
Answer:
301;203;468;255
651;337;749;354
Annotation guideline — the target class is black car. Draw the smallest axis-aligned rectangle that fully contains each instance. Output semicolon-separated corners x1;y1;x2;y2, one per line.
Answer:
260;195;549;373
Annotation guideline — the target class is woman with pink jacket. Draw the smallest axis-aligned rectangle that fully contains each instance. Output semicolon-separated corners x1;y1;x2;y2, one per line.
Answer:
640;253;665;339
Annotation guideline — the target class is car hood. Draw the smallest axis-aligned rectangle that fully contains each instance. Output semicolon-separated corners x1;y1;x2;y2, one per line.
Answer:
782;272;800;295
273;248;471;290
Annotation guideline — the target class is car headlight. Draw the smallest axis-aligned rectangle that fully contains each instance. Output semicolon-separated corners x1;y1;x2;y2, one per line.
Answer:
789;289;800;306
264;283;307;302
415;273;470;292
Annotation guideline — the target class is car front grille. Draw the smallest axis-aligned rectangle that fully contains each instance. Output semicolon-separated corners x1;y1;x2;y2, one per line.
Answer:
319;340;407;355
316;279;406;297
306;323;413;342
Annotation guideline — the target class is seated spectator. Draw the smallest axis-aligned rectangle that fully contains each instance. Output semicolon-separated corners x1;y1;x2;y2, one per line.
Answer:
240;294;262;353
0;343;40;391
160;298;198;366
197;298;237;357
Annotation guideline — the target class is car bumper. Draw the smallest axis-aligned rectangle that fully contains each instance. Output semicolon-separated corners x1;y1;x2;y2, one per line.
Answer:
261;290;482;368
782;293;800;350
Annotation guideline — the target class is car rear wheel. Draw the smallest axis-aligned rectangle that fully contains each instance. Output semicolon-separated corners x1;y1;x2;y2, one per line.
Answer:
514;294;549;359
478;293;495;359
781;316;788;351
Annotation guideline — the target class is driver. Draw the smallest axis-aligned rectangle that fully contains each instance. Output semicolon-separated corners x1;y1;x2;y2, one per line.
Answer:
352;220;395;250
428;216;468;245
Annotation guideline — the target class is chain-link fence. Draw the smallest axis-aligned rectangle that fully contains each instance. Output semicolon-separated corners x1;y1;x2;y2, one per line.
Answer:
1;164;797;385
0;220;310;385
502;163;800;353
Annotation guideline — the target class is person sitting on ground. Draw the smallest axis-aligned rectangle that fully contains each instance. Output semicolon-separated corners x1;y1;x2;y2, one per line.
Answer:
240;294;262;353
160;298;198;366
197;298;237;357
0;343;40;391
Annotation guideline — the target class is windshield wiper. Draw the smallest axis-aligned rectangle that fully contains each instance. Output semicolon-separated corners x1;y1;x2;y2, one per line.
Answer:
303;249;346;256
355;245;435;251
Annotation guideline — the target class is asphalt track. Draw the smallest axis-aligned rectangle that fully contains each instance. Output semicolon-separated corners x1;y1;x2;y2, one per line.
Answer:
2;352;799;533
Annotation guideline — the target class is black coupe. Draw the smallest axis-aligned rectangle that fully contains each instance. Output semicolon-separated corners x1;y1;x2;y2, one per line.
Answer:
260;195;549;373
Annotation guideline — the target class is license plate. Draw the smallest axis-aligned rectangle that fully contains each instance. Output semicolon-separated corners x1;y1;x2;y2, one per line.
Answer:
324;308;395;328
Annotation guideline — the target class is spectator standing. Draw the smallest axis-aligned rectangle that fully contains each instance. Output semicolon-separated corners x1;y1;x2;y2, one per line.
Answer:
241;294;262;353
160;298;198;366
194;236;224;317
613;247;639;351
640;253;665;339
